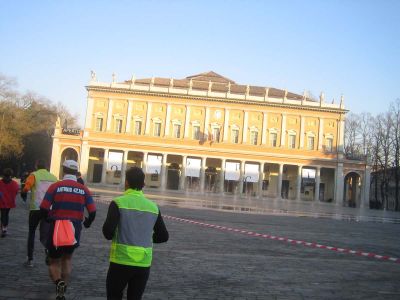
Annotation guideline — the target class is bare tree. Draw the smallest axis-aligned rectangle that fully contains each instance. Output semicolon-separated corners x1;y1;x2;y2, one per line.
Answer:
357;112;373;157
389;99;400;211
55;102;78;129
370;115;381;207
344;113;361;158
0;74;78;167
374;113;393;210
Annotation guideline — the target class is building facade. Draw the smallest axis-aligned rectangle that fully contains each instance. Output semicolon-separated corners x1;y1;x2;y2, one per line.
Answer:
50;71;370;208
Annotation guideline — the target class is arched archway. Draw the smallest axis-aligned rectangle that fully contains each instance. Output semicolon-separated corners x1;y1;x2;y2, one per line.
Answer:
59;148;79;178
344;172;361;207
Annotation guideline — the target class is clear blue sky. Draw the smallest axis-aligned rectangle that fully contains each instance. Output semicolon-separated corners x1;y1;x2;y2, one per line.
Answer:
1;0;399;126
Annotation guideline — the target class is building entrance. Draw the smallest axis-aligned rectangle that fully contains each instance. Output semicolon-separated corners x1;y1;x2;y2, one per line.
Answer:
167;163;180;190
92;164;102;183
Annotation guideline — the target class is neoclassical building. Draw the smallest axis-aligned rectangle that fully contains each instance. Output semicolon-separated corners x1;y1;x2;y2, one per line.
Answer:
50;71;370;208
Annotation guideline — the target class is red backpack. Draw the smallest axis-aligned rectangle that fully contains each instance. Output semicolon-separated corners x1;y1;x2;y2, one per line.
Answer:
53;220;77;247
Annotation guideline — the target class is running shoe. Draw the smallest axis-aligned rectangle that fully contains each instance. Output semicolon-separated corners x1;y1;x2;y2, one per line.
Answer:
24;259;34;267
56;280;66;299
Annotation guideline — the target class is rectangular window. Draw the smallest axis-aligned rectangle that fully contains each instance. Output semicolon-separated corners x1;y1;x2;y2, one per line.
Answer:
115;119;122;133
326;138;333;152
95;117;103;131
212;127;220;142
307;136;315;150
153;122;161;137
250;131;258;145
193;125;200;140
231;129;239;144
173;124;181;138
288;134;296;149
269;133;277;147
134;120;142;135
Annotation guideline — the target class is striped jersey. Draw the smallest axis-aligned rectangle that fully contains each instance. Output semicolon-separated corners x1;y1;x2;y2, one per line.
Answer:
40;176;96;221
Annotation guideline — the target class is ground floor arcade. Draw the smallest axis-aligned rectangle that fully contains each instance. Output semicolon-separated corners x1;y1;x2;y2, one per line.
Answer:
51;144;370;208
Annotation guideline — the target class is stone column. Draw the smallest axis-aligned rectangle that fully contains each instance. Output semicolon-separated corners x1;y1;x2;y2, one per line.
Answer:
125;100;133;133
314;167;321;202
84;97;94;130
200;157;206;193
299;116;305;148
334;163;344;205
277;164;283;198
318;118;324;150
223;109;230;142
142;152;148;174
120;150;129;188
164;104;171;136
220;158;226;193
184;106;191;138
258;162;264;198
180;155;187;190
239;161;245;195
364;166;371;208
280;113;286;147
338;119;345;154
242;111;248;143
204;107;210;139
336;116;344;158
79;141;90;181
50;138;61;178
296;165;302;201
106;99;113;131
361;166;371;209
101;149;109;184
261;112;268;145
145;102;152;135
161;153;168;191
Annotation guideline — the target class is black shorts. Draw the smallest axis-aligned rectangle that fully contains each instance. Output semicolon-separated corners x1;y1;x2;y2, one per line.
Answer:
47;244;76;259
46;220;81;259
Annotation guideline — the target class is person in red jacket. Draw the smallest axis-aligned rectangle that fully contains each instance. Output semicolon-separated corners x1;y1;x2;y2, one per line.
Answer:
0;168;19;237
40;160;96;300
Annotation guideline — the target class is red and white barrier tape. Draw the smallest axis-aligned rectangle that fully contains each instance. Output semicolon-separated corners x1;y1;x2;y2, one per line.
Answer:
164;215;400;264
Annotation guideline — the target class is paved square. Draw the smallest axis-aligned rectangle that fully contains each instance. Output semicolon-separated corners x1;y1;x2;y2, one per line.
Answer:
0;191;399;299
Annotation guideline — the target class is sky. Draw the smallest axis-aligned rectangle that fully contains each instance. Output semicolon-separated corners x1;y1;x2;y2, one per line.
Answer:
1;0;399;127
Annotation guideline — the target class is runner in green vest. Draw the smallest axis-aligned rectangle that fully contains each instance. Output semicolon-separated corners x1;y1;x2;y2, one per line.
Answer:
22;159;58;267
103;167;169;300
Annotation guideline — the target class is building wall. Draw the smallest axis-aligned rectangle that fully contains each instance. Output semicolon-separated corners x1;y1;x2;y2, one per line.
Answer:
51;75;369;207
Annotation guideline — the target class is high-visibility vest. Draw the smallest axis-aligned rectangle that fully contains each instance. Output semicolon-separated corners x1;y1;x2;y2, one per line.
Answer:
110;189;159;267
30;169;58;210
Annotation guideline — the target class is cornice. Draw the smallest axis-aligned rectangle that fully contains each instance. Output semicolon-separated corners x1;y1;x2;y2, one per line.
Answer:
68;135;347;164
86;86;348;114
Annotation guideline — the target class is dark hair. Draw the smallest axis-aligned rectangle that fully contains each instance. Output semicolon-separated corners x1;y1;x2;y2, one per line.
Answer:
36;159;47;170
76;172;81;177
3;168;13;178
63;166;77;176
125;167;145;190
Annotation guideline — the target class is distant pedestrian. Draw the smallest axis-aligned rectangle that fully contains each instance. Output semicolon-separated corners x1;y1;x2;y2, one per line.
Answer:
76;171;85;185
0;168;19;237
103;167;169;300
40;160;96;300
22;159;58;267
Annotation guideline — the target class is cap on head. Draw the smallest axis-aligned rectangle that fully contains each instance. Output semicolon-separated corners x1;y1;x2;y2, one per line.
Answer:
62;160;79;171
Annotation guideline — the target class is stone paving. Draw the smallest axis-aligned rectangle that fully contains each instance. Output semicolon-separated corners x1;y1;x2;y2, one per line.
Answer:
0;189;400;300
